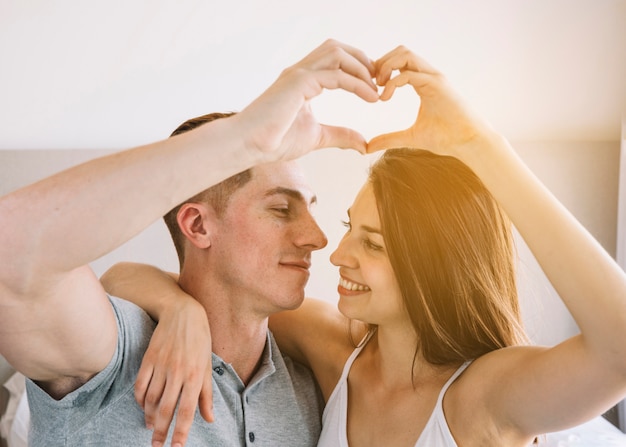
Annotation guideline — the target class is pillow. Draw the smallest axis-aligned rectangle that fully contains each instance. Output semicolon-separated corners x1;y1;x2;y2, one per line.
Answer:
7;393;27;447
0;372;24;443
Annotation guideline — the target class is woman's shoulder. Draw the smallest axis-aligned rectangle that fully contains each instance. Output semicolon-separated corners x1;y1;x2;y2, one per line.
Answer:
444;345;550;443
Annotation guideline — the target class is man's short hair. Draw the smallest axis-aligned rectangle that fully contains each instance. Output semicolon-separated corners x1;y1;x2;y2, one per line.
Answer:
163;112;252;268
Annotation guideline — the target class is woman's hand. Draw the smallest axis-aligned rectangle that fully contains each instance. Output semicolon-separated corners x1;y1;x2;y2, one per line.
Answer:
136;294;213;447
367;46;496;156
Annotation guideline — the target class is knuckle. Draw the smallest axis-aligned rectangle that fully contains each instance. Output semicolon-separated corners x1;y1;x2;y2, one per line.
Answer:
186;367;201;382
145;392;161;406
158;403;175;418
153;428;168;441
176;405;194;420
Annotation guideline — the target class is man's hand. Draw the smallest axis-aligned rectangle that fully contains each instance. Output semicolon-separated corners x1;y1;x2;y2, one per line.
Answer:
235;39;380;161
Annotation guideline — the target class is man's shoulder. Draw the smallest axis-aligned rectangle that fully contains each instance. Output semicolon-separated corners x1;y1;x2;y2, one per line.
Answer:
108;295;156;333
267;330;319;389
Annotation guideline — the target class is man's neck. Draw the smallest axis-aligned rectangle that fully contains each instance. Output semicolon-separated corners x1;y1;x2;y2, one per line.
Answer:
179;273;269;385
208;312;269;385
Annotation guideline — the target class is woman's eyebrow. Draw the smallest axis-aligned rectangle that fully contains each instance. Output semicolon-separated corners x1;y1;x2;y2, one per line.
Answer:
361;225;382;235
346;209;381;234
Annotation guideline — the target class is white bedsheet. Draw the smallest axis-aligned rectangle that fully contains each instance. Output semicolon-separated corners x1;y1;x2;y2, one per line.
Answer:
542;416;626;446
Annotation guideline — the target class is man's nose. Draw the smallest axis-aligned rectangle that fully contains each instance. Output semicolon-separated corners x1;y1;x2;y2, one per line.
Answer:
296;213;328;250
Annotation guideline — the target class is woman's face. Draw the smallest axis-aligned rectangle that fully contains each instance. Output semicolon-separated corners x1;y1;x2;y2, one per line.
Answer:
330;183;408;327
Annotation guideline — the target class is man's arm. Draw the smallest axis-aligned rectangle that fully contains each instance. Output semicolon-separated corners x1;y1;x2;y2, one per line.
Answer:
0;119;264;397
0;39;379;399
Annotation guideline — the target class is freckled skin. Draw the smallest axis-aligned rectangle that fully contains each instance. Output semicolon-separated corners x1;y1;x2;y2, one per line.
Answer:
208;161;328;316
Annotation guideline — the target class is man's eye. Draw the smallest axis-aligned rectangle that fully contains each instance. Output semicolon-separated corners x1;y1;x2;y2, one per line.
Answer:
272;207;291;216
341;220;351;231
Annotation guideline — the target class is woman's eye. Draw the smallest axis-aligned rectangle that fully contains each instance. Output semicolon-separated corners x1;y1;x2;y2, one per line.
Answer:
341;220;351;230
363;239;383;252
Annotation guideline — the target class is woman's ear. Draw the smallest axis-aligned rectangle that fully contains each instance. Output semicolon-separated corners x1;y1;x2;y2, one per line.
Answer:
177;202;216;249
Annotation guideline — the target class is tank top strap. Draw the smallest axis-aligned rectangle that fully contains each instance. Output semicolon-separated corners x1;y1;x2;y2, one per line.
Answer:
436;360;473;406
336;330;376;383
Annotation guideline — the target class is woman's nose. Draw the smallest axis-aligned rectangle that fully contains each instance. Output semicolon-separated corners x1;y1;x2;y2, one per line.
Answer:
330;234;355;268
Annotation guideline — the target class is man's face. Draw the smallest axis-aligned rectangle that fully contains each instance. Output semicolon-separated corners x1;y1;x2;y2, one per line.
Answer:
209;160;327;315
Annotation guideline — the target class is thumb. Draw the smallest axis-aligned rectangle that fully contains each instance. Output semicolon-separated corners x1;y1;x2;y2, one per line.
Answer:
319;124;367;154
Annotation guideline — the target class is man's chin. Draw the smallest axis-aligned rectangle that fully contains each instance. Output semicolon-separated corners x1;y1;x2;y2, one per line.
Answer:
274;292;306;312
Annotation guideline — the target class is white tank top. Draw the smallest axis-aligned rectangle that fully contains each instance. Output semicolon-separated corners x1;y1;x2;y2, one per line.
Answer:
317;336;471;447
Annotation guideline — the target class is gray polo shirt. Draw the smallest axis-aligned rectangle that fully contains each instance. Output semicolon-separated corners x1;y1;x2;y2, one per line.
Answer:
26;296;323;446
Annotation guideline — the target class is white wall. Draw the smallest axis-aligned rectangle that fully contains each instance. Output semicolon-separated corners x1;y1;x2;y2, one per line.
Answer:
0;0;624;149
0;140;620;346
512;141;620;345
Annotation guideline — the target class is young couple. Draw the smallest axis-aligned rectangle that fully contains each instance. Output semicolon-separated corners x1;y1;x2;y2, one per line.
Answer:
1;40;625;447
105;47;626;446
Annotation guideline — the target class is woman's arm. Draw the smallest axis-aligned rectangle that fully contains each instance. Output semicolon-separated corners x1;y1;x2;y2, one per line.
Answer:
102;262;360;405
101;261;363;442
101;263;213;443
270;298;365;400
369;46;626;437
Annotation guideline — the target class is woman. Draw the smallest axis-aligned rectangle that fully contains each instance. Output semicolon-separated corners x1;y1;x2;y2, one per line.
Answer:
104;46;626;446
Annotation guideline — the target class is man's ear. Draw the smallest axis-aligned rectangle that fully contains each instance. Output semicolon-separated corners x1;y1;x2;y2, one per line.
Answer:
177;202;216;249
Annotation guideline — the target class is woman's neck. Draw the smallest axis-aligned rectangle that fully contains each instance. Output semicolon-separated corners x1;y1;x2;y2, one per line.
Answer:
368;324;457;389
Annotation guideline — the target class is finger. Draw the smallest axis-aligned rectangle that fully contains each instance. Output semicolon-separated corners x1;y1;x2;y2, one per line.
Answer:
142;368;168;430
326;39;376;75
367;130;413;153
375;46;440;86
150;373;184;447
311;39;376;85
135;361;154;410
374;45;416;86
308;69;379;103
198;368;214;423
318;124;367;154
170;379;206;447
379;71;437;101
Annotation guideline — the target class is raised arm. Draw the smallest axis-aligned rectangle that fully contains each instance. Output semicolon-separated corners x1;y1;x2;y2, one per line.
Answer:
0;39;379;399
368;46;626;437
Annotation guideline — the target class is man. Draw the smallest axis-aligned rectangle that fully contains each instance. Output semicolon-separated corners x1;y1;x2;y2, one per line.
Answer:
102;111;330;446
0;39;379;446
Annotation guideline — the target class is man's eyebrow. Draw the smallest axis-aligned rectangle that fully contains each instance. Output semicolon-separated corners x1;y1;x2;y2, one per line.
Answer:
346;208;381;234
265;187;317;204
